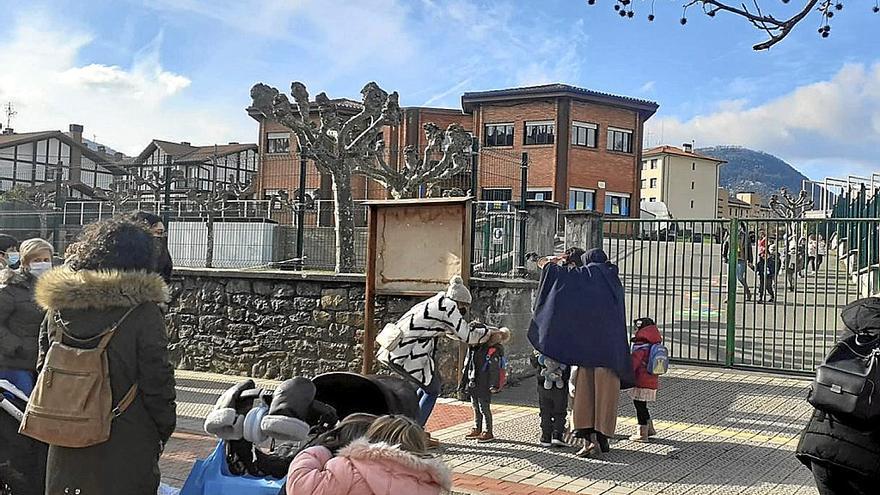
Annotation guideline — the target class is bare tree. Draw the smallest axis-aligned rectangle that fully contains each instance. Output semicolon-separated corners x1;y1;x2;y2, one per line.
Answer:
364;122;473;199
250;81;471;272
133;169;182;203
1;185;58;238
588;0;878;50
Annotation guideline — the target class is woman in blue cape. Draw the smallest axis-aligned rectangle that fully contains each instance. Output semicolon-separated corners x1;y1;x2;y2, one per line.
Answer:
528;248;633;457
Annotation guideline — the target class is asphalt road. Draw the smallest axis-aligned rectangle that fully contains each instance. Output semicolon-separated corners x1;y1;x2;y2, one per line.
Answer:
604;238;857;372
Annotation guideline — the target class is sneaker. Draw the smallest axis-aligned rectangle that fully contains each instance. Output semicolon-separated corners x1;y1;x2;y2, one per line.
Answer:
539;436;552;448
551;437;570;448
465;428;482;440
477;432;495;443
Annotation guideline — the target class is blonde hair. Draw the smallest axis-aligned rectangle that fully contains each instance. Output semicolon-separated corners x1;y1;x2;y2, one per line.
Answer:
365;415;427;454
20;238;53;266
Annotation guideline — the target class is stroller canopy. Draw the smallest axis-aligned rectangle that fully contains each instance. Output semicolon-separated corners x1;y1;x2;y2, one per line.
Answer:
312;372;419;421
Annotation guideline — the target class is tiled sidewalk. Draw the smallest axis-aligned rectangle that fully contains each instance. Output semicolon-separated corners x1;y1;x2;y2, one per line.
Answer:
166;366;819;495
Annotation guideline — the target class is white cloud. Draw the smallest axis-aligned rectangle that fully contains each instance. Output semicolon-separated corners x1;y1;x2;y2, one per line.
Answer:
144;0;414;71
638;81;656;93
0;11;251;156
647;63;880;178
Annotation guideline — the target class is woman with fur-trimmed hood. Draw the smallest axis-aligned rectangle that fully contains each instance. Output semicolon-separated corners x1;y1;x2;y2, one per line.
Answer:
35;218;176;495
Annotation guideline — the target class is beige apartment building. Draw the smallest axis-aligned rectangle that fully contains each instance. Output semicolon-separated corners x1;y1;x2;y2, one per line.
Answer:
717;189;773;219
640;144;725;221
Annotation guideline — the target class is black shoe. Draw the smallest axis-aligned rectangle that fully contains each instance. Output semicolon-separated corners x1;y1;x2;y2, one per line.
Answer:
539;436;552;448
595;433;610;453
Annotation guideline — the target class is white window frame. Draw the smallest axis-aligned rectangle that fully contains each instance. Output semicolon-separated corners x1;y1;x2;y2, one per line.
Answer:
571;121;598;148
484;123;515;147
606;127;634;153
568;187;596;211
604;191;631;216
524;120;556;146
526;188;553;201
266;132;290;155
650;178;658;188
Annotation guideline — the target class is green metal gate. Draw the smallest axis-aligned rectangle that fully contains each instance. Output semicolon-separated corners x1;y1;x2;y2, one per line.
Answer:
603;217;880;373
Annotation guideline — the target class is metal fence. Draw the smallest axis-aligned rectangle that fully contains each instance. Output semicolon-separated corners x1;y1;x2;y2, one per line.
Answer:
2;144;529;275
604;217;879;374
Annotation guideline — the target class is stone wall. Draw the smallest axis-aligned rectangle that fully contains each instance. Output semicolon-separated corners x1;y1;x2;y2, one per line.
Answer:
167;269;537;392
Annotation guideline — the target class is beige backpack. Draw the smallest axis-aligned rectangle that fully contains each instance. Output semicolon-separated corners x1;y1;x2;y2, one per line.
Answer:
19;305;140;448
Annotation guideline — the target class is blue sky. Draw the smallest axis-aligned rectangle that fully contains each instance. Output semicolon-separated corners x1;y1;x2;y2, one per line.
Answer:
0;0;878;180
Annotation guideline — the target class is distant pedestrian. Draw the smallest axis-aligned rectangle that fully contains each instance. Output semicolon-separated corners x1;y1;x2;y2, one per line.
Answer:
807;234;818;273
34;218;176;495
628;317;663;442
817;235;828;271
785;235;800;292
0;234;20;269
757;240;777;304
286;415;452;495
722;223;754;301
460;327;509;444
0;238;53;397
130;211;173;284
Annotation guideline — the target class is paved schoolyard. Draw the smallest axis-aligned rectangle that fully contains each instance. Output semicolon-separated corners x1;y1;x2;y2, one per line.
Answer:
164;366;818;494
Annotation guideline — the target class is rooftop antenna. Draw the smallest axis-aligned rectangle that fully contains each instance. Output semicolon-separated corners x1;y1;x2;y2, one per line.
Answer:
4;102;17;129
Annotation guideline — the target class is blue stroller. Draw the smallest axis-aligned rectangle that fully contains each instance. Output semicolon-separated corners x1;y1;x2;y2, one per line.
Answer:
180;372;419;495
0;380;47;495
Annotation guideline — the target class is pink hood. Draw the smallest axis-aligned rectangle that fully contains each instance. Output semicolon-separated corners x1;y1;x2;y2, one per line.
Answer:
339;439;452;495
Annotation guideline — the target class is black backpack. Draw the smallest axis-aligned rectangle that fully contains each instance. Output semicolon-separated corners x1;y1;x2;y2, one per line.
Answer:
809;333;880;424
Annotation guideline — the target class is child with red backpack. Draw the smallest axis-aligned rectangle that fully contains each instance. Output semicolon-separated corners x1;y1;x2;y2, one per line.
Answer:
629;317;668;442
459;327;510;443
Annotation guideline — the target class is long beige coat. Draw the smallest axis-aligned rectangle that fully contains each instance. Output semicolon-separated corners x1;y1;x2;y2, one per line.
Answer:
570;367;620;437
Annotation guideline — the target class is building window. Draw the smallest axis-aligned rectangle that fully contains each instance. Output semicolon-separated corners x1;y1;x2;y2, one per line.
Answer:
524;121;555;146
650;159;658;169
640;179;647;189
604;193;631;216
526;190;553;201
481;188;512;202
571;122;597;148
267;132;290;154
691;181;695;190
650;178;657;188
607;128;633;153
690;200;695;209
484;124;514;147
692;162;696;171
568;188;595;211
649;197;657;202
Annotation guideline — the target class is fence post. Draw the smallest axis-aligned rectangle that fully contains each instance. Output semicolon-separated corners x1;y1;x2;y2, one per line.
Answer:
469;137;479;277
162;156;173;227
517;152;528;272
725;219;739;367
295;156;307;270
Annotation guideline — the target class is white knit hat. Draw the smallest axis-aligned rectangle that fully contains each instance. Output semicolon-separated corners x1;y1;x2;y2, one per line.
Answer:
446;275;472;304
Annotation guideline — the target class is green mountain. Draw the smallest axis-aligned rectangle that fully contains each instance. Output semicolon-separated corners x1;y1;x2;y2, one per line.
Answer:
698;146;809;201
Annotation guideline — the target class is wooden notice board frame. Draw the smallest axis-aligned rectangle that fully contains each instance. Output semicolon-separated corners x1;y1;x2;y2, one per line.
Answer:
362;197;473;373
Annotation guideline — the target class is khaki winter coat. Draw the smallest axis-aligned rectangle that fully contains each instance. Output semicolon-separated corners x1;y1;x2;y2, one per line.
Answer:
35;268;177;495
0;269;44;370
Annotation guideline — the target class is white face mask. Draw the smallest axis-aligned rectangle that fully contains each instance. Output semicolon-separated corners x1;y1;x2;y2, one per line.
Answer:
28;261;53;277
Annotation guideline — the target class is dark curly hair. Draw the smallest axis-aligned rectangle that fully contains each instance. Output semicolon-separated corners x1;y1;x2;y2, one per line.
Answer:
65;217;157;272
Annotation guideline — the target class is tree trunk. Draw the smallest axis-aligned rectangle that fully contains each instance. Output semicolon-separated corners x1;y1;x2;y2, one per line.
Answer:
39;213;48;240
206;212;215;268
332;169;357;272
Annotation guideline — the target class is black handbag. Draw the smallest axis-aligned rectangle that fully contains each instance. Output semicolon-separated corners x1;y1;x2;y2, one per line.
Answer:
809;333;880;423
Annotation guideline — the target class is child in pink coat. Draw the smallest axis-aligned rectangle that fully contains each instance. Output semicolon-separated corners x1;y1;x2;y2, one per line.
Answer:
286;415;452;495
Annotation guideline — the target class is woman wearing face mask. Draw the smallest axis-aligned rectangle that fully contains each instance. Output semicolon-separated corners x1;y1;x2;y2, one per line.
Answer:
0;237;54;396
0;234;20;270
130;211;173;284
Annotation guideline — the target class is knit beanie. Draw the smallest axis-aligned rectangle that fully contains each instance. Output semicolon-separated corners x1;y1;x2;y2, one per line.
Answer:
446;275;472;305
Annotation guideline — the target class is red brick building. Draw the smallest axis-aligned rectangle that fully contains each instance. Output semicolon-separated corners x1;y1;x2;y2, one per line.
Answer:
249;83;658;218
